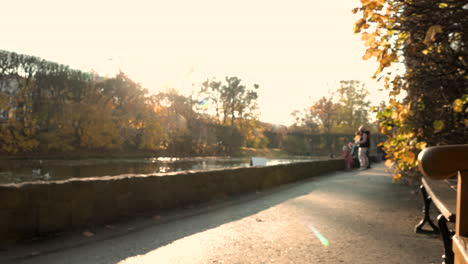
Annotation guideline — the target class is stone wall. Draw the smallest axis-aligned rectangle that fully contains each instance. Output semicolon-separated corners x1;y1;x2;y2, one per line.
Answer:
0;159;345;245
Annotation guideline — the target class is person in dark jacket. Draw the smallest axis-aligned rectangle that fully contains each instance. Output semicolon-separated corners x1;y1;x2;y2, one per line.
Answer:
356;125;370;169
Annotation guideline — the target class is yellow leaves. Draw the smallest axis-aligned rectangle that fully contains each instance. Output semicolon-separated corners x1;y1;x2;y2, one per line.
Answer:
382;76;391;89
384;100;409;122
421;49;429;55
393;173;402;181
453;96;467;113
402;132;414;139
362;46;388;60
423;25;443;46
363;0;385;11
385;159;394;169
416;141;427;150
396;32;410;47
361;32;377;47
453;99;463;112
398;32;409;39
363;48;375;60
438;3;448;8
373;52;398;76
379;123;393;134
399;106;409;120
373;48;384;57
401;151;416;164
354;19;367;33
369;13;384;23
433;120;445;132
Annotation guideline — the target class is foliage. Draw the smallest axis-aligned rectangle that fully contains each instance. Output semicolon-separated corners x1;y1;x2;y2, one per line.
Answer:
354;0;467;180
0;118;38;153
0;77;38;153
284;80;375;156
152;89;195;154
2;50;366;157
335;80;371;132
282;132;310;155
0;51;163;154
307;95;340;134
243;119;269;148
200;77;259;126
297;80;372;134
199;76;265;153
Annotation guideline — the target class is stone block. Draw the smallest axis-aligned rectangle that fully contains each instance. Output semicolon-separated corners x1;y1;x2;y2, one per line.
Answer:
92;196;120;225
0;186;24;209
23;183;51;208
38;205;72;233
1;208;38;240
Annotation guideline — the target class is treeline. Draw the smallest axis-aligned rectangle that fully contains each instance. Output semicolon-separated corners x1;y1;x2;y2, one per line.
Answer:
285;80;381;155
280;132;385;156
0;50;270;156
0;50;380;157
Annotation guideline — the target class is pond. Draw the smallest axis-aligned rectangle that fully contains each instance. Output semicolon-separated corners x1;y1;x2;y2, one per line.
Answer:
0;156;325;184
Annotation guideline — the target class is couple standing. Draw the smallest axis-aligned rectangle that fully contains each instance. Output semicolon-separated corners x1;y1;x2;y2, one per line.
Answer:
355;125;371;170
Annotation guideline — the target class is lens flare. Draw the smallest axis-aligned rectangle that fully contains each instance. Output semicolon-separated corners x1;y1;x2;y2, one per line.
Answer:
199;98;209;110
307;224;329;247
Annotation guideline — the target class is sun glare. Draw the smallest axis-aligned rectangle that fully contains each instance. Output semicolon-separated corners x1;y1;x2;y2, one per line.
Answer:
0;0;381;125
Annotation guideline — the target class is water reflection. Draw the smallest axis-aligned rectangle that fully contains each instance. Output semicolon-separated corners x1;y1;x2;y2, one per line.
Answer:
0;157;321;184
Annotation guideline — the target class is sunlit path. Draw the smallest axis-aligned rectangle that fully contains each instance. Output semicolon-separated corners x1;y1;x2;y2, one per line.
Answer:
9;164;441;264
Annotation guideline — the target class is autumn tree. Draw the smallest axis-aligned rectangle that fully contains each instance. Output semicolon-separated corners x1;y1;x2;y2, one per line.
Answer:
306;95;340;134
0;79;39;153
200;77;259;127
152;89;195;155
198;76;263;153
200;79;223;123
0;50;167;154
296;80;371;134
285;80;373;155
0;50;269;156
243;119;269;148
335;80;371;132
354;0;467;180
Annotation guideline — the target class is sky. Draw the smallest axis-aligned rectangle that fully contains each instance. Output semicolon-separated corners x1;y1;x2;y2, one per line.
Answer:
1;0;387;126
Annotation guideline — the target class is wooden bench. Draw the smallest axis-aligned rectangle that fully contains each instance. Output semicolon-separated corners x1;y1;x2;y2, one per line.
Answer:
418;145;468;264
415;176;457;262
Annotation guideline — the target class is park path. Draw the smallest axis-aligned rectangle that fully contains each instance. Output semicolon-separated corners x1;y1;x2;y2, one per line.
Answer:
3;163;442;264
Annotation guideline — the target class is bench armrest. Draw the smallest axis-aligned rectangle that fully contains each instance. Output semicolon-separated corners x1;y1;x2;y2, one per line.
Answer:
418;145;468;180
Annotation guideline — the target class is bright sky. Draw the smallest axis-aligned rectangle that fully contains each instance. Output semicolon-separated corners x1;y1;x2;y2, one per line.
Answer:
1;0;387;126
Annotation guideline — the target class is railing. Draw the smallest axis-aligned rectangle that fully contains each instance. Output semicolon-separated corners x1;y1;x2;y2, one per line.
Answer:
418;145;468;264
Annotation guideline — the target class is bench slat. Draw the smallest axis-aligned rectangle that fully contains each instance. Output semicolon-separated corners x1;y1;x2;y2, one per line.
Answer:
422;177;457;222
453;236;468;264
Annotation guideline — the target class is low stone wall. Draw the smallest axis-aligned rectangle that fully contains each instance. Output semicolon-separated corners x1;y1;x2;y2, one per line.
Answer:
0;159;345;245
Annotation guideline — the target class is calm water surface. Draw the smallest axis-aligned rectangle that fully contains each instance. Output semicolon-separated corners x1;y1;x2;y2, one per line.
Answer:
0;156;323;184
